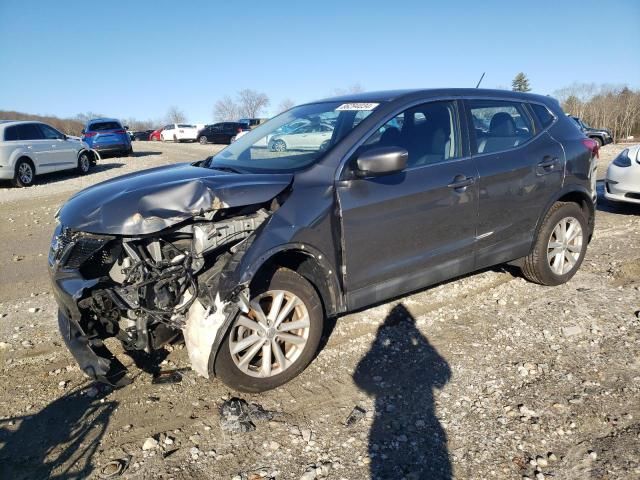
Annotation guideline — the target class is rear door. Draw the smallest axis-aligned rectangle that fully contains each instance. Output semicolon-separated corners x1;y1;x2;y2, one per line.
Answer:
337;100;479;309
16;123;49;172
464;98;565;268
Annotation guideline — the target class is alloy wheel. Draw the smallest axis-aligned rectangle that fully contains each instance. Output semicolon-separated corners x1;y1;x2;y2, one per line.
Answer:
228;290;310;378
18;162;33;184
547;216;583;275
79;154;90;172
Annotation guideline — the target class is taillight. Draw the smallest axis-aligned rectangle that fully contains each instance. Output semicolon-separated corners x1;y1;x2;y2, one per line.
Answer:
114;129;126;134
582;138;599;158
83;131;97;137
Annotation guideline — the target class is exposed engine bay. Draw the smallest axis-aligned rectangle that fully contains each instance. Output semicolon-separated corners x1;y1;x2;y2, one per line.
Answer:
52;203;274;384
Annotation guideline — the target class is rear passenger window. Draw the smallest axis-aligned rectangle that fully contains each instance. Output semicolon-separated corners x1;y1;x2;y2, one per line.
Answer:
360;101;460;168
4;126;18;141
17;123;44;140
530;103;555;129
468;100;533;154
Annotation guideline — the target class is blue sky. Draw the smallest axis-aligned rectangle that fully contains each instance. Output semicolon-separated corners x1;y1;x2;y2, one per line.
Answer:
1;0;638;123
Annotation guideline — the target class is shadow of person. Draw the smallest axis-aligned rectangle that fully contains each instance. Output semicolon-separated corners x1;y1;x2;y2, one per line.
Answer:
0;386;117;480
354;304;452;479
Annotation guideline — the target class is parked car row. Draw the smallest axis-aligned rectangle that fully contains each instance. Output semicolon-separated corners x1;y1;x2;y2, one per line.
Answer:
570;115;614;146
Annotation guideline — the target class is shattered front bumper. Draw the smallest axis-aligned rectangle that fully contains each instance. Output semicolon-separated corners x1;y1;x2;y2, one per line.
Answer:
49;258;130;387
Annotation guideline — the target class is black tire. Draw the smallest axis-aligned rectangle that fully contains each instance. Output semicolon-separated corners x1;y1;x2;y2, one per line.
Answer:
521;202;588;286
12;158;35;187
214;268;324;393
199;135;208;145
592;136;603;148
77;151;92;175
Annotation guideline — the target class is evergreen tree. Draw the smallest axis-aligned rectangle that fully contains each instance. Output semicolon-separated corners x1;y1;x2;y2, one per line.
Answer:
512;73;532;92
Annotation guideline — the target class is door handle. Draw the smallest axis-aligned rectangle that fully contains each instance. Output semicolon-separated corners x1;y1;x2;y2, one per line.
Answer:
448;175;475;191
537;156;558;175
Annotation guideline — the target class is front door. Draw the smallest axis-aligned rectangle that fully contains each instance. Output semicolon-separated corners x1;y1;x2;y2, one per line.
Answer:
337;100;479;310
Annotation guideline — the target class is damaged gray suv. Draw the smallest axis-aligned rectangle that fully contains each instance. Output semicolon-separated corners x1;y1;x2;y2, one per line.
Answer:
49;89;598;392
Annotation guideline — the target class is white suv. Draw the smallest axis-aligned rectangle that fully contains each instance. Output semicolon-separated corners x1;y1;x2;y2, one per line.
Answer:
160;123;199;142
0;121;94;187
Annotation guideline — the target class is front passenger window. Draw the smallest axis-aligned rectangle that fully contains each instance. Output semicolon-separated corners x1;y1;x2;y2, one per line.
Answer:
360;101;460;168
468;100;533;154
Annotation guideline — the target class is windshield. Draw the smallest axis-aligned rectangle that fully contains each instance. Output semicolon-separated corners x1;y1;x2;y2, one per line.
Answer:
209;101;378;172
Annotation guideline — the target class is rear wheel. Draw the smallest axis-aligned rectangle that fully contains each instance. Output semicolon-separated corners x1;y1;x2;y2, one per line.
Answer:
77;152;91;174
12;158;34;187
199;135;208;145
521;202;588;285
214;268;323;393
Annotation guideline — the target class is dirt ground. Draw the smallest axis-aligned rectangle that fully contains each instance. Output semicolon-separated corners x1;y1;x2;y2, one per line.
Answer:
0;142;638;480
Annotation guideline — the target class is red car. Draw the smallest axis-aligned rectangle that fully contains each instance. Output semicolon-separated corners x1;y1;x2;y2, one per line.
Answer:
149;128;163;141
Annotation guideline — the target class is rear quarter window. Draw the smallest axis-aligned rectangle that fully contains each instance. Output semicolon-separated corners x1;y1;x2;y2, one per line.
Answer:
530;103;555;129
4;126;18;141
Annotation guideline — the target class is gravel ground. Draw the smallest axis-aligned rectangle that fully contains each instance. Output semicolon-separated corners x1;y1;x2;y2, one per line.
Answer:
0;143;638;480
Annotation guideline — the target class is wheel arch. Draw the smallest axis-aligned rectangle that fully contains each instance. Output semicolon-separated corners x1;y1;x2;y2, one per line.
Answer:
14;154;36;174
533;186;595;249
248;244;344;318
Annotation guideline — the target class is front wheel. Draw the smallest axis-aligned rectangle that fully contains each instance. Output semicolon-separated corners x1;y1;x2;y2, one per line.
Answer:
199;135;208;145
77;152;91;174
593;137;603;147
214;268;323;393
521;202;588;285
271;139;287;152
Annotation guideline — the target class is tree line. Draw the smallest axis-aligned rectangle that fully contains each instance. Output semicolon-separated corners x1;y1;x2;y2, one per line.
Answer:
4;80;638;140
553;83;640;140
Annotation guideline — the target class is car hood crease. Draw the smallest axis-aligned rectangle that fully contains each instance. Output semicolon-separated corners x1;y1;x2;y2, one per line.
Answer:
58;163;292;235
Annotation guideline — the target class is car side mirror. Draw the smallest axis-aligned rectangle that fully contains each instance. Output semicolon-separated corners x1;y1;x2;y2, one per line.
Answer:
355;146;408;177
81;129;85;134
124;125;129;130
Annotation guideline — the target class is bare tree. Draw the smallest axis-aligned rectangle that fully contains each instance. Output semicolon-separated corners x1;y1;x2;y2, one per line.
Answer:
213;96;240;121
277;98;295;113
166;106;186;124
237;89;270;118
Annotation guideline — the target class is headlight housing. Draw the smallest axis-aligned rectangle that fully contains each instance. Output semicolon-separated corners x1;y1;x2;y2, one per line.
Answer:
612;149;631;167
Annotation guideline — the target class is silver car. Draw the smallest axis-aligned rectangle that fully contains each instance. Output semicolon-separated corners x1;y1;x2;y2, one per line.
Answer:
0;120;94;187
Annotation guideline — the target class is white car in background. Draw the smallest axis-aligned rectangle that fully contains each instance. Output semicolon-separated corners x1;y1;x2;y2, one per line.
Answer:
605;144;640;205
268;122;333;152
160;123;199;142
0;120;93;187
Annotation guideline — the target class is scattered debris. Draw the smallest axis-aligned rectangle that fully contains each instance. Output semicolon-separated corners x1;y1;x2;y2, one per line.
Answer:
344;406;367;426
152;369;188;385
219;397;273;433
98;456;131;478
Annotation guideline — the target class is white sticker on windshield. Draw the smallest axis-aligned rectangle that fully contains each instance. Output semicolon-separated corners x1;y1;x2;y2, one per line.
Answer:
336;103;379;111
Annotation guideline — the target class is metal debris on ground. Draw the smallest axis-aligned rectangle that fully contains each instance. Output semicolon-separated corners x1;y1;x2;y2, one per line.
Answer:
220;397;273;433
151;368;189;384
344;406;367;427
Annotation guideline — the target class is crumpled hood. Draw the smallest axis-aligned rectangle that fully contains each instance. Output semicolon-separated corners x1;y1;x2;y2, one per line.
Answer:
58;163;292;235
